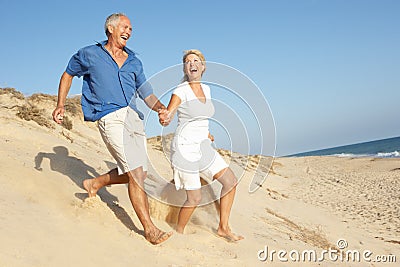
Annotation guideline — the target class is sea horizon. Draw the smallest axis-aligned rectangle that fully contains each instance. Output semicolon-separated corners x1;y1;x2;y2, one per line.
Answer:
287;136;400;158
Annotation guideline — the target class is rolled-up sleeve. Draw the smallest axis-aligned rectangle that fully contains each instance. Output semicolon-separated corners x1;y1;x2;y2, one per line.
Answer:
136;68;153;100
66;49;89;77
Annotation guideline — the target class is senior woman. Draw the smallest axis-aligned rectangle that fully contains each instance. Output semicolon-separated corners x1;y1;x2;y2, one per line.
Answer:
160;49;243;242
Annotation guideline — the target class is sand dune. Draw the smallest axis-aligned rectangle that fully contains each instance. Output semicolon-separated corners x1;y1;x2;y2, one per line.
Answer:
0;88;399;266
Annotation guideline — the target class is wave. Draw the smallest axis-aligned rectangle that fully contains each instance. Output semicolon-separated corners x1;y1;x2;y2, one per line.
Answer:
330;151;400;158
376;151;400;158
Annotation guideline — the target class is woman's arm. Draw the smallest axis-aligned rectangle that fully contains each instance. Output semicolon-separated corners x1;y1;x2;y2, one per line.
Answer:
208;132;214;142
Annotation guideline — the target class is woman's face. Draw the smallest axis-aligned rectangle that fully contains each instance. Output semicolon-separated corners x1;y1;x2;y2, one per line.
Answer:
184;54;205;82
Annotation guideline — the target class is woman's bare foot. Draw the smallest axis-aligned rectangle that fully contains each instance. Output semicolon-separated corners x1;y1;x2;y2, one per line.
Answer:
217;227;244;242
175;226;196;235
83;179;99;197
145;229;173;245
175;225;185;234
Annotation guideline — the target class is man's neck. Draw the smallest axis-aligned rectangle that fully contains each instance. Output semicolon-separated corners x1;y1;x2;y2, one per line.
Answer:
104;41;126;57
104;41;128;68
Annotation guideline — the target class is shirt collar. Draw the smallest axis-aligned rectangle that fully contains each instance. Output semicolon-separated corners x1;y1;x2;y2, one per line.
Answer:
96;40;136;56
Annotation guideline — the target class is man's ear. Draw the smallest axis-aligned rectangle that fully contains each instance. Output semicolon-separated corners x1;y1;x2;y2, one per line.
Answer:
107;25;114;35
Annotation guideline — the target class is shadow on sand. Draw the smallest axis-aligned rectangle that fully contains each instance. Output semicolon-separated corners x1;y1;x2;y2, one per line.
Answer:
34;145;142;235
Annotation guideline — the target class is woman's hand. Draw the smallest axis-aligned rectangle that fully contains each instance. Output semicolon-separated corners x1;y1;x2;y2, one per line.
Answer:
208;132;214;142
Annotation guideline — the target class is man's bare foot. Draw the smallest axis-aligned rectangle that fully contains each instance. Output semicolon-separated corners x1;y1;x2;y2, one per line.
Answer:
217;227;244;242
83;179;98;197
145;229;173;245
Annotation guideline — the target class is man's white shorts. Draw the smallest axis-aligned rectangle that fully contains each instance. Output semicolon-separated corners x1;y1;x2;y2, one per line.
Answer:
98;107;147;175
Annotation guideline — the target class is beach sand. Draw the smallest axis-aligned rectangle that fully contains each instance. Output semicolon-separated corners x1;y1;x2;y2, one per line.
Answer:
1;89;399;266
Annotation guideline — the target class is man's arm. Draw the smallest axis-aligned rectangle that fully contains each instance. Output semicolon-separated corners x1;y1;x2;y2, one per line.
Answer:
52;71;73;124
143;94;166;112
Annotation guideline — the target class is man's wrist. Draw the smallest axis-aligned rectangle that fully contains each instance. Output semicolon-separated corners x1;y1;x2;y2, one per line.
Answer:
156;102;166;111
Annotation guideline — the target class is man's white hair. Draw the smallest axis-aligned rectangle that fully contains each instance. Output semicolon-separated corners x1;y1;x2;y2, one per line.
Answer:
104;13;127;37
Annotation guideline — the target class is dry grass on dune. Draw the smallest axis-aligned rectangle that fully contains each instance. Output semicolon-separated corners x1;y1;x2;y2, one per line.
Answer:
1;88;81;131
0;87;25;100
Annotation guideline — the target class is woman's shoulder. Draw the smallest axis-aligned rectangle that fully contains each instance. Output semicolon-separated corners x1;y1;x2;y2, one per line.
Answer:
201;83;211;96
173;81;190;93
172;81;191;100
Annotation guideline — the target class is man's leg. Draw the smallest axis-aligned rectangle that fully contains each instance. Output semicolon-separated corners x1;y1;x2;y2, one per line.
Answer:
127;166;172;245
90;108;171;244
83;168;128;197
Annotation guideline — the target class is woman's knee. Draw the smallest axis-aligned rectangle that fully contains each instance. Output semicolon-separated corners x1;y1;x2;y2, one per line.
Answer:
216;168;238;188
186;191;202;206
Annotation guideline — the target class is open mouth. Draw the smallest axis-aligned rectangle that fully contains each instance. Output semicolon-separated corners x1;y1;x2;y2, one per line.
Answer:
121;35;128;40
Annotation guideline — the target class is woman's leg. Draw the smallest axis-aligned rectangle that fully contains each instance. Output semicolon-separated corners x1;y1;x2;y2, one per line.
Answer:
176;189;202;233
214;168;244;241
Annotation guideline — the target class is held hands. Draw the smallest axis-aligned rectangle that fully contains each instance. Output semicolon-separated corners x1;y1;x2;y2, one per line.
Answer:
158;108;171;126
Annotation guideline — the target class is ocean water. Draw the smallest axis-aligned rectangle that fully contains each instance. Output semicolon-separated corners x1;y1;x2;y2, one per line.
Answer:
289;136;400;158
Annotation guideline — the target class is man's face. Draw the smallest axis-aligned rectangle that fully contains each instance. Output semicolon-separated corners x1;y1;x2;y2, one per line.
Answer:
109;16;132;47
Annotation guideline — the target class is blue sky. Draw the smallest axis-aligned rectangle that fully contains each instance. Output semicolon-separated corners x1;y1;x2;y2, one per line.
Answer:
1;0;399;156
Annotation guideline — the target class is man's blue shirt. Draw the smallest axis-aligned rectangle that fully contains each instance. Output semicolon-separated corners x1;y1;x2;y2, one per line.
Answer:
66;41;153;121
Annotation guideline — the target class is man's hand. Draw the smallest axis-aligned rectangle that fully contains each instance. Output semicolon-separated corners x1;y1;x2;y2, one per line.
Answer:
52;106;65;124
